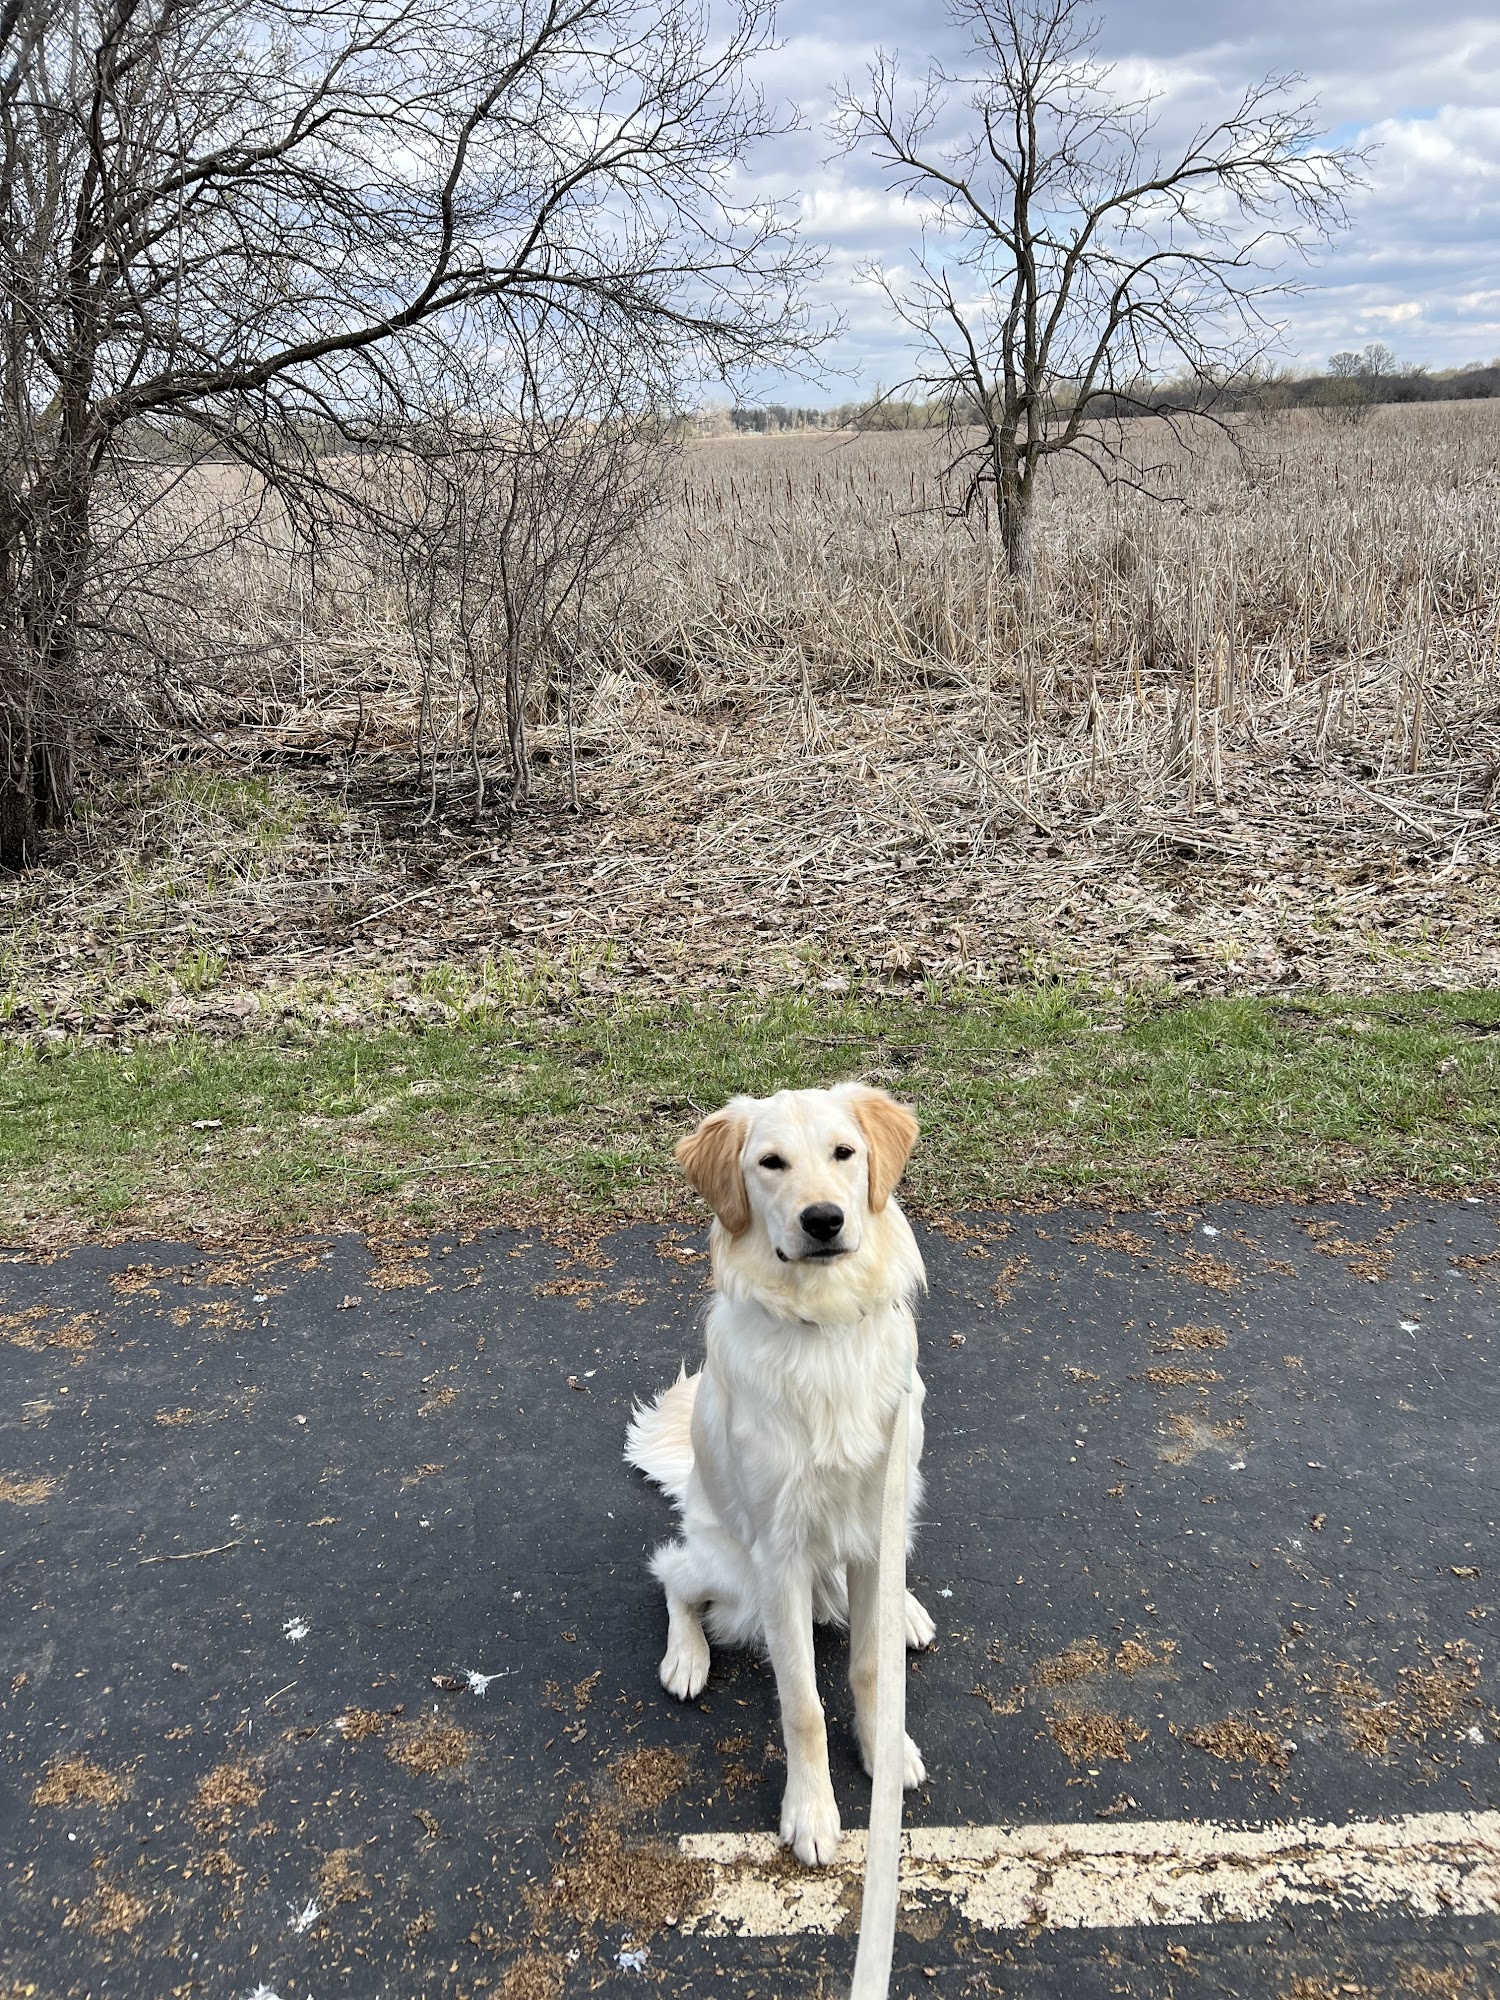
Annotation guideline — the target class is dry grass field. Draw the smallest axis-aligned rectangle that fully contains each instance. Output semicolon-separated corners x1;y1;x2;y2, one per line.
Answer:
4;400;1499;1043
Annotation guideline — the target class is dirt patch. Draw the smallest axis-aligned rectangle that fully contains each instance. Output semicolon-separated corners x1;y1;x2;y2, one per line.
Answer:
990;1253;1031;1306
370;1243;431;1290
1298;1216;1407;1281
611;1745;688;1811
536;1276;606;1303
1335;1668;1402;1756
336;1707;387;1742
0;1474;57;1505
1184;1720;1290;1770
1071;1226;1154;1258
653;1234;706;1265
0;1305;51;1348
45;1312;99;1349
1403;1648;1484;1732
544;1672;604;1715
1046;1710;1148;1764
191;1759;264;1831
532;1807;711;1935
1159;1409;1243;1465
1034;1638;1110;1687
110;1262;196;1296
971;1681;1026;1715
1143;1364;1223;1386
1160;1323;1229;1350
718;1757;761;1796
1113;1638;1178;1677
1283;1982;1376;2000
1170;1248;1241;1291
385;1718;474;1777
317;1846;370;1905
1333;1645;1483;1755
497;1956;566;2000
1396;1966;1473;1998
63;1880;148;1937
33;1755;133;1807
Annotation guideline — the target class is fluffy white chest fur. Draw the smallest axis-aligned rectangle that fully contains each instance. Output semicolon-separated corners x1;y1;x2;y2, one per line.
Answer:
695;1282;925;1574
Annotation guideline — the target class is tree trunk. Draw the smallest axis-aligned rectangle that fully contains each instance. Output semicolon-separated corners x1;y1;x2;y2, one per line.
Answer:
999;487;1034;578
0;692;73;870
987;424;1033;579
504;620;529;803
0;510;88;870
0;748;40;870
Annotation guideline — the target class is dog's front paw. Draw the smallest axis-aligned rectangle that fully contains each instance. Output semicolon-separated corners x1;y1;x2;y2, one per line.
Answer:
659;1630;710;1701
905;1591;936;1650
780;1782;841;1867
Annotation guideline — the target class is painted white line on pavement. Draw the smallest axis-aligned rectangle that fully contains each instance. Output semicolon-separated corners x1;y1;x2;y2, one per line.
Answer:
678;1810;1500;1936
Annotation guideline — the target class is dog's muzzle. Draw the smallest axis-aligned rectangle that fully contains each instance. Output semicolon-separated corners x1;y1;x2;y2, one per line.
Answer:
775;1202;849;1262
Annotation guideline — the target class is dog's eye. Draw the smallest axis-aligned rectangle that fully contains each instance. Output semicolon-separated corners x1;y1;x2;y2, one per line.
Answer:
832;1145;855;1161
759;1153;788;1171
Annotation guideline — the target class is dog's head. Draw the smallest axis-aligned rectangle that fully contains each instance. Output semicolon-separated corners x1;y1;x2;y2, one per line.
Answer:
675;1084;919;1293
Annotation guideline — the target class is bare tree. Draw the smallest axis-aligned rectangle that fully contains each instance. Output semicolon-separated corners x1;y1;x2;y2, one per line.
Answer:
0;0;819;868
388;355;668;816
1320;341;1399;425
832;0;1362;574
1238;360;1294;429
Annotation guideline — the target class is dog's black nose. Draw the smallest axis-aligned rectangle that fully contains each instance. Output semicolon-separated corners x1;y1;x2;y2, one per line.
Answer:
800;1203;844;1243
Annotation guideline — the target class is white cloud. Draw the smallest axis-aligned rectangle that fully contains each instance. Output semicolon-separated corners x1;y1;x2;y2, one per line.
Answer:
733;1;1500;395
796;183;937;240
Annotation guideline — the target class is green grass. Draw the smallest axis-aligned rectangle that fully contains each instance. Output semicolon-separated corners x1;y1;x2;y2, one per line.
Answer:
154;770;309;845
2;985;1497;1244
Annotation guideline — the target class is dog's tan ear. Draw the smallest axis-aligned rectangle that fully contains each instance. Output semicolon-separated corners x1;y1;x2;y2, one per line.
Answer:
844;1085;919;1212
675;1108;750;1235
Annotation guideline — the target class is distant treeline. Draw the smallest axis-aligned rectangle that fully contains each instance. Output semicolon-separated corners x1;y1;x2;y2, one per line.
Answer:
709;359;1500;434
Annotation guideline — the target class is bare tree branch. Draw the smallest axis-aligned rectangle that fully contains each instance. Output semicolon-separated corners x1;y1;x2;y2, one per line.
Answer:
0;0;824;864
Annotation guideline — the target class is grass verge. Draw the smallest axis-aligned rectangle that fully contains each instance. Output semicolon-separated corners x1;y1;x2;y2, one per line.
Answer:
2;985;1497;1247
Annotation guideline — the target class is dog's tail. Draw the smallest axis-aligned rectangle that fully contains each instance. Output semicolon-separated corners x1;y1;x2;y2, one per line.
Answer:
624;1364;699;1505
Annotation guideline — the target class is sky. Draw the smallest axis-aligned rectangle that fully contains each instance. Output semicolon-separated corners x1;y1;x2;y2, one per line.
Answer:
728;0;1500;403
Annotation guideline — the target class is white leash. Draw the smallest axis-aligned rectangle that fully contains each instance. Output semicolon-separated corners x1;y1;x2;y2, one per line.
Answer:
848;1360;912;2000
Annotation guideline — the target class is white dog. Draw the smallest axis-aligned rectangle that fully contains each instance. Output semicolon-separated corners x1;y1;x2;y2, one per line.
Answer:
625;1082;933;1867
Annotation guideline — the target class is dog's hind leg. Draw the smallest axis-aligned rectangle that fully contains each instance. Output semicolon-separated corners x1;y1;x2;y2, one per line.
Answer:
651;1540;711;1701
904;1590;936;1650
661;1593;710;1701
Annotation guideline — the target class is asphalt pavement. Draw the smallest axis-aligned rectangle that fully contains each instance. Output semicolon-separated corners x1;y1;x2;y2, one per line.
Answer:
2;1195;1498;1999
